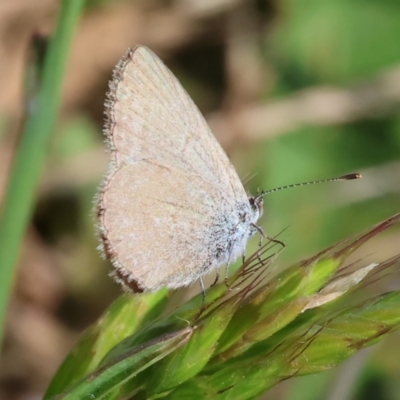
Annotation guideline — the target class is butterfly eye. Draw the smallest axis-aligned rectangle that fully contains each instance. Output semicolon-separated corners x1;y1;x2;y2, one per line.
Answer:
248;196;259;212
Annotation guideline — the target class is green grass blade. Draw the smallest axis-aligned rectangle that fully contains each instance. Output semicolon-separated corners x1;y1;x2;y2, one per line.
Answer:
0;0;84;346
166;289;400;400
146;294;240;395
54;326;193;400
44;213;399;398
44;290;169;399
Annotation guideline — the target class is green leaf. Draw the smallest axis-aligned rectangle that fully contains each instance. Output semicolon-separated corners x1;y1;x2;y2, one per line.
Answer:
44;290;169;398
146;294;239;395
0;0;84;348
45;214;400;400
53;326;193;400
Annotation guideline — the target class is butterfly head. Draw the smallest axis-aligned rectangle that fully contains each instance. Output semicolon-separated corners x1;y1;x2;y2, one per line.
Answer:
248;195;264;223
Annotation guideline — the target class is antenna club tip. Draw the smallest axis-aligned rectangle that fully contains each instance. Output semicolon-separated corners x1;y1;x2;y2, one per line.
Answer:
341;173;362;180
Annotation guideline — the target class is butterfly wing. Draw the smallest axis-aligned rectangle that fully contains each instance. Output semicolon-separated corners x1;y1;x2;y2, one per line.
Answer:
99;160;243;291
98;46;250;291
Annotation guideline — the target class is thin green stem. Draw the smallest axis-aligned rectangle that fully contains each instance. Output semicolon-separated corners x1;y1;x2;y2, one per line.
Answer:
0;0;84;346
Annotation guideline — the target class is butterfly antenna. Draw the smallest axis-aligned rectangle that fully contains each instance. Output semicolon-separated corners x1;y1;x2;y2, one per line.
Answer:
256;173;362;199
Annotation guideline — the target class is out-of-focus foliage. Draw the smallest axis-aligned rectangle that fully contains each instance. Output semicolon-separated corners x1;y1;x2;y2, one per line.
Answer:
275;0;400;84
0;0;400;399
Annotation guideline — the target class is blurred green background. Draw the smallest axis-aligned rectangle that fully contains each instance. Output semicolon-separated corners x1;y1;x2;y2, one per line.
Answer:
0;0;399;399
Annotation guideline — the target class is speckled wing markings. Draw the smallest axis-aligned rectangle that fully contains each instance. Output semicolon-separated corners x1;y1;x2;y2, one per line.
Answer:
98;46;250;291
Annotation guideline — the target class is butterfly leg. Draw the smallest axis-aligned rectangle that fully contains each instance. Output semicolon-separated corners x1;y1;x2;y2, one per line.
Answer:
211;268;220;287
224;265;230;289
251;223;285;248
194;277;207;320
250;223;285;264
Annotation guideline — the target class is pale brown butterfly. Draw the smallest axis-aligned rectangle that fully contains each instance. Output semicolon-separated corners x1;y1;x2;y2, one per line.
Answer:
97;46;361;295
